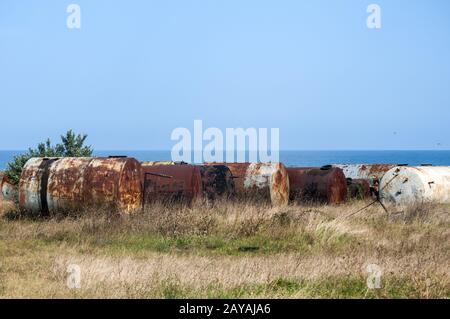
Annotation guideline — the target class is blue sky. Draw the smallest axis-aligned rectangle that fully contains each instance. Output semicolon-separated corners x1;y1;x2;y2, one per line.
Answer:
1;0;449;150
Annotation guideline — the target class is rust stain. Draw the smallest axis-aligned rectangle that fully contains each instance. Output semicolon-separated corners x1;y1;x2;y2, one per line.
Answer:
286;167;347;205
142;164;202;206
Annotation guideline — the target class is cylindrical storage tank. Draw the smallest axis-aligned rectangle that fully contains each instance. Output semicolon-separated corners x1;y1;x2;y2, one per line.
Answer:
206;163;290;206
142;163;202;205
198;165;235;200
379;166;450;205
19;157;142;214
346;178;371;200
286;167;347;205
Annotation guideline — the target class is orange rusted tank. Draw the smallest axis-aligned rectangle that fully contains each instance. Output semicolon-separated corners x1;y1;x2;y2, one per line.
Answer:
286;166;347;205
346;178;371;200
198;165;235;200
142;163;202;205
19;157;142;214
206;163;289;206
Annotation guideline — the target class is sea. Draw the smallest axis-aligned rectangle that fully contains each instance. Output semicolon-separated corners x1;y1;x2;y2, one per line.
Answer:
1;150;450;170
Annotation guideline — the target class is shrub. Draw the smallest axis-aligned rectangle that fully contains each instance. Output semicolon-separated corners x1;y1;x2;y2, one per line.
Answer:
5;130;92;185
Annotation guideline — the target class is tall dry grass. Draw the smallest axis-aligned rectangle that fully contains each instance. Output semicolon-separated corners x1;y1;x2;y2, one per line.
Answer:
0;199;448;298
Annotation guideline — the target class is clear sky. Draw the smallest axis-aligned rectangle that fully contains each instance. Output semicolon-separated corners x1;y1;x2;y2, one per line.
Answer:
1;0;449;150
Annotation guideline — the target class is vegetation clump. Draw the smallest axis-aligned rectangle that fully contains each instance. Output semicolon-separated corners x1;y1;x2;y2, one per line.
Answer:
5;130;92;185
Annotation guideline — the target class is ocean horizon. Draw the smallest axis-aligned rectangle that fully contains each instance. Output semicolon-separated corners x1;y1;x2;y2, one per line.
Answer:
1;150;450;170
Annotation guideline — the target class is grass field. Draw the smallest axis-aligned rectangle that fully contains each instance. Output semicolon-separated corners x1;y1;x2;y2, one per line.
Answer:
0;198;449;298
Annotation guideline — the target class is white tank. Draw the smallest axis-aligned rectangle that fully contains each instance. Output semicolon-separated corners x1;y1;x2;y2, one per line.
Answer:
379;166;450;205
332;164;398;183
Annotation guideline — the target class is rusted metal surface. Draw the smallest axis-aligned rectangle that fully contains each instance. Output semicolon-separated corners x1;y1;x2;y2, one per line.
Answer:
286;167;347;204
380;166;450;205
198;165;235;200
19;157;142;214
206;163;290;206
142;163;202;205
346;178;371;200
19;158;58;214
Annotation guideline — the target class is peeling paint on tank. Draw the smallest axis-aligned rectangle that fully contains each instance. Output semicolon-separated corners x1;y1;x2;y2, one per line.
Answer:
333;164;399;182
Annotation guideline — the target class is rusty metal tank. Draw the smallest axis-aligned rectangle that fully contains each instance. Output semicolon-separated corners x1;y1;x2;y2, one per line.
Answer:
19;157;142;214
198;165;235;200
206;163;290;206
142;163;202;205
379;166;450;205
346;178;371;200
286;166;347;204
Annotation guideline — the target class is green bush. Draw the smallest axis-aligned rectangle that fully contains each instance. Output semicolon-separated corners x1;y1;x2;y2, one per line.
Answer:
5;130;93;185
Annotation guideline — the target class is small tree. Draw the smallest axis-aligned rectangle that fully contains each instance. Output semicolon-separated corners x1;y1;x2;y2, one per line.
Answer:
5;130;93;185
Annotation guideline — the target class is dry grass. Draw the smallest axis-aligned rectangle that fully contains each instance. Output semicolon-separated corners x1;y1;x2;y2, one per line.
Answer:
0;199;449;298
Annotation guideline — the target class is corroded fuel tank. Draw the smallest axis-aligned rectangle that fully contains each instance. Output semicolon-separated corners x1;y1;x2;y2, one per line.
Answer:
142;163;202;205
286;167;347;205
206;163;290;206
19;157;142;214
198;165;235;200
379;166;450;205
346;178;371;200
